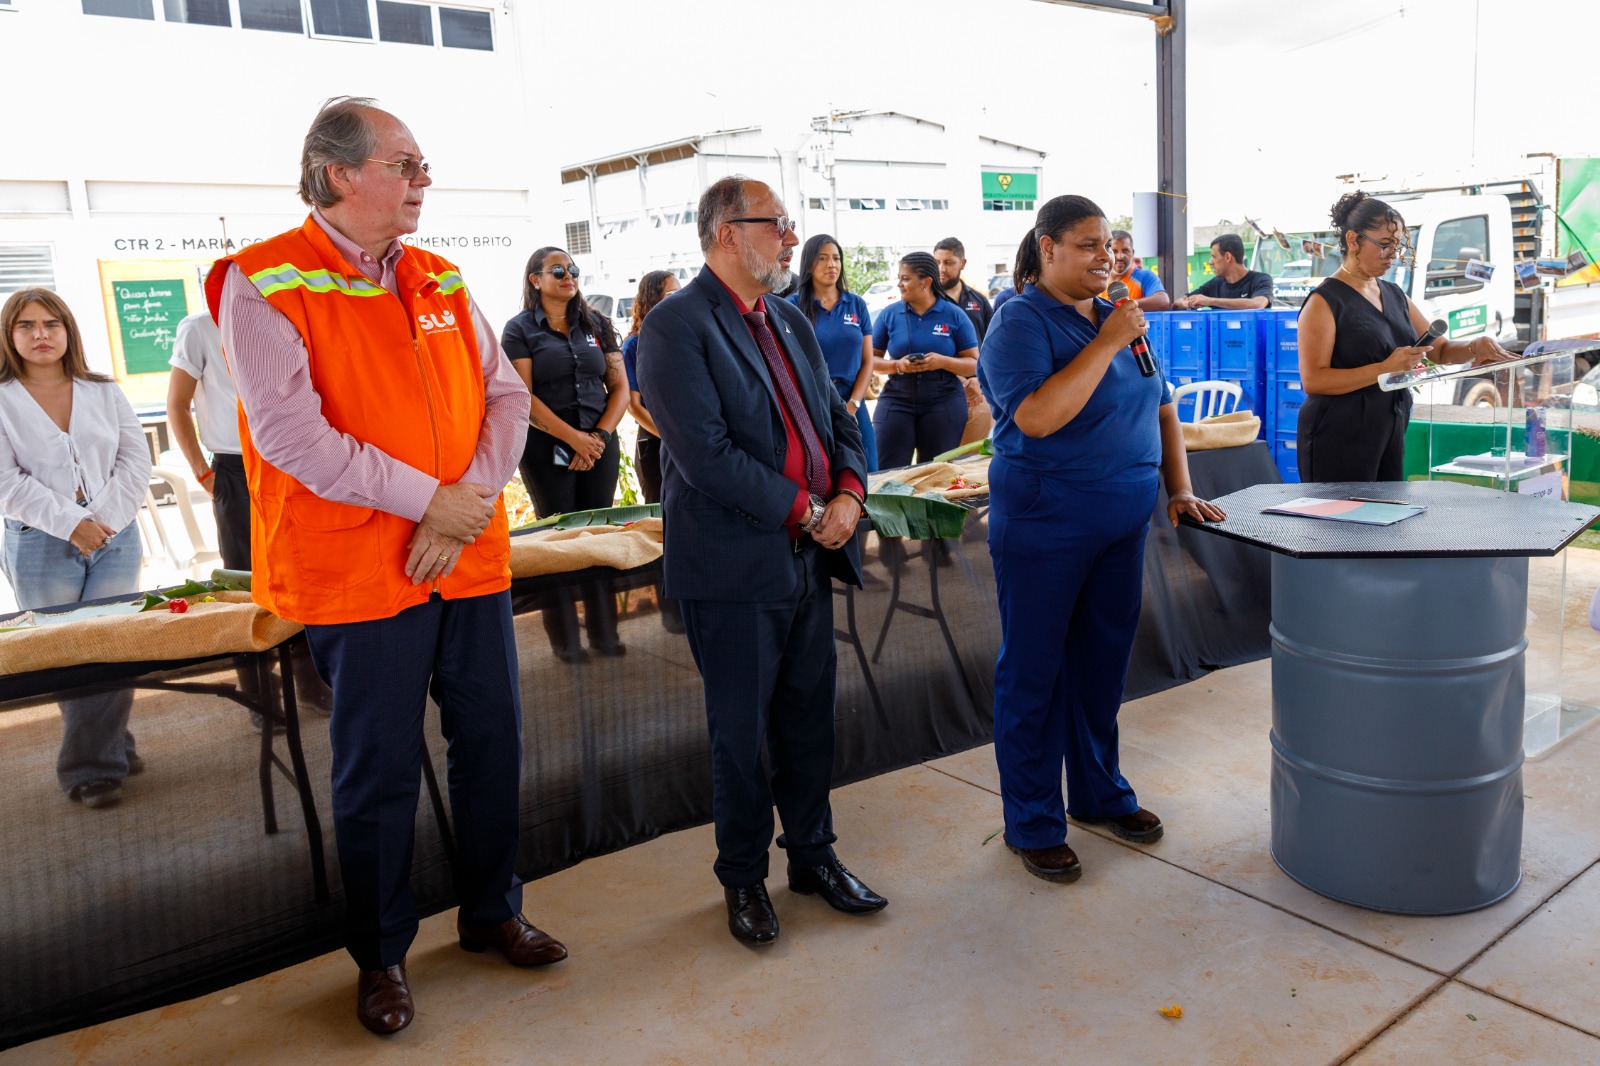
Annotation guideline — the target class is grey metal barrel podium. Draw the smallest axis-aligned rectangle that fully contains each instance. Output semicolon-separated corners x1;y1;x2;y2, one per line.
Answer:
1185;480;1598;914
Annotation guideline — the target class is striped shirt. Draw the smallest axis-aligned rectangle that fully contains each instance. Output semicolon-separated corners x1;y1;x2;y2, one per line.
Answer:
217;210;529;523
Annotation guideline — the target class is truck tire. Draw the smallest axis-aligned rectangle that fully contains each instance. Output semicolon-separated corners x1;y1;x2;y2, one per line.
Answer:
1462;380;1499;408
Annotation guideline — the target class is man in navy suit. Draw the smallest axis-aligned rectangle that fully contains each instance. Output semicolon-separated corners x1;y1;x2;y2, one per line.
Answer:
637;176;888;945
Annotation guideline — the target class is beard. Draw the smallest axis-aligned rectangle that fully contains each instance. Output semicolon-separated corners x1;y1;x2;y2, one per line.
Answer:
740;240;792;294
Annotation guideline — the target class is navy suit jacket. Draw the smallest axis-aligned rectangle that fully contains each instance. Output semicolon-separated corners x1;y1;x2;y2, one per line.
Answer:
636;269;866;602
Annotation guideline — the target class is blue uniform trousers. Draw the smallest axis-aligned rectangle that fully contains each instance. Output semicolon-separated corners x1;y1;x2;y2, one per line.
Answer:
988;458;1156;849
872;375;966;468
304;590;524;971
679;544;839;887
831;377;878;473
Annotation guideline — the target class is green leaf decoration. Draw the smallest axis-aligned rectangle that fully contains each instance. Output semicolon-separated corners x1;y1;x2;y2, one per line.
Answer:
873;479;916;496
522;503;662;531
210;569;252;591
862;492;969;539
929;438;992;464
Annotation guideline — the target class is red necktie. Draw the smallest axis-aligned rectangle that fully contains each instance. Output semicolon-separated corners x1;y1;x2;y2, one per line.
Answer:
743;310;829;497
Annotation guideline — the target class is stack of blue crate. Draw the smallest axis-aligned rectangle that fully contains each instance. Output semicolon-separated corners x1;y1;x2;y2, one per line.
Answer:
1161;311;1208;421
1208;312;1266;424
1263;309;1302;483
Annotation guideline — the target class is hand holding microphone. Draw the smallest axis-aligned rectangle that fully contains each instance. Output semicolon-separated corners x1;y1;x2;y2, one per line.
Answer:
1106;281;1158;377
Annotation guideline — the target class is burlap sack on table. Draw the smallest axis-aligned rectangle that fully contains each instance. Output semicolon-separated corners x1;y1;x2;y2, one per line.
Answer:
0;590;302;676
870;455;994;497
509;517;665;579
1182;410;1261;451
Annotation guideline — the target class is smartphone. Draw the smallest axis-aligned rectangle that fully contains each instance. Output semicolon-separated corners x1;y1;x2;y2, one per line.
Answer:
553;444;573;466
906;352;926;362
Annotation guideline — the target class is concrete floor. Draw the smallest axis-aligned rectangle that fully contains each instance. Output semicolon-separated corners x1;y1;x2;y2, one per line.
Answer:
7;654;1599;1066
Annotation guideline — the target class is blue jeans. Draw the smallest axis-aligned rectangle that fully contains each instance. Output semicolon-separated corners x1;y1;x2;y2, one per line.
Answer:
831;378;878;474
2;516;143;792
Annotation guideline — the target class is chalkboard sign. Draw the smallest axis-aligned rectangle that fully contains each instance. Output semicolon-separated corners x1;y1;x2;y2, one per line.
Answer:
114;280;188;375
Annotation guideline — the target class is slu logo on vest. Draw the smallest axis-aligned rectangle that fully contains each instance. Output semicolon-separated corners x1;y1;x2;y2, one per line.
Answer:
417;310;458;332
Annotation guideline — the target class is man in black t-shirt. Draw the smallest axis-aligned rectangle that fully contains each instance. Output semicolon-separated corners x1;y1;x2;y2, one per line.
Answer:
1174;233;1273;309
933;236;994;444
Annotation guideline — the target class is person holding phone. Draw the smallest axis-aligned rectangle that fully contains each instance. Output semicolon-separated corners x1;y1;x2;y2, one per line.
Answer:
1298;192;1514;481
869;252;980;468
503;247;630;660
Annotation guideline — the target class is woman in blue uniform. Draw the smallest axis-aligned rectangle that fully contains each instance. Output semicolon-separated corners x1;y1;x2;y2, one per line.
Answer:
790;234;877;471
978;195;1225;884
871;252;979;468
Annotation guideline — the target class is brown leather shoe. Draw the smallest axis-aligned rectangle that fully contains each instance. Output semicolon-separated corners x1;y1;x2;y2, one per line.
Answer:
1006;842;1083;883
457;913;568;966
1073;807;1164;844
356;962;413;1035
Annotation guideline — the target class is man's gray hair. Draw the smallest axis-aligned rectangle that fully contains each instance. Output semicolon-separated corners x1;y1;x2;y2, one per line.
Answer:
697;175;752;254
299;96;380;209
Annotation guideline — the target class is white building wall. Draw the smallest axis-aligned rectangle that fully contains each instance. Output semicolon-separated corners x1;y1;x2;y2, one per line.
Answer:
0;0;560;403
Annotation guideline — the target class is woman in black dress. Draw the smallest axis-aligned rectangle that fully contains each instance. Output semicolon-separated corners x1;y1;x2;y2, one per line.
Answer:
1297;191;1512;481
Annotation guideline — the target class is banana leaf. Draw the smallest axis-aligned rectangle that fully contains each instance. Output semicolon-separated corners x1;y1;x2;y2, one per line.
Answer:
137;572;252;612
929;437;993;464
862;492;969;539
521;503;661;531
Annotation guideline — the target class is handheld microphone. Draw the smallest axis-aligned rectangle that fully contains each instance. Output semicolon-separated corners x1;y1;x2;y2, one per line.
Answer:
1106;281;1157;377
1411;318;1448;349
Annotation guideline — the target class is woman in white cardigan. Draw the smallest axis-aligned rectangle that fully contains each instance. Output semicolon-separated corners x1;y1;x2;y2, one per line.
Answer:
0;288;151;809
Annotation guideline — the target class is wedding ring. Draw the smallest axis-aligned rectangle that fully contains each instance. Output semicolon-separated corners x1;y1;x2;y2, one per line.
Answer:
437;551;452;562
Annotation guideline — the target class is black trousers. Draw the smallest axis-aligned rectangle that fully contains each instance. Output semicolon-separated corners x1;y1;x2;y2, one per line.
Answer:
519;425;622;653
635;431;664;506
209;452;251;571
679;544;839;887
1298;392;1410;482
305;591;524;970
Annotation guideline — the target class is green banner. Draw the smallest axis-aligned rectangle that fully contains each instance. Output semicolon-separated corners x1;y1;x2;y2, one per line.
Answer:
1557;158;1600;286
113;279;187;374
981;171;1037;200
1448;304;1487;338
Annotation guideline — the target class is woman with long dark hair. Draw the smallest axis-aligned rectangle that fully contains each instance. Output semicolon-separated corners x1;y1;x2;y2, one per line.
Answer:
621;270;680;502
0;288;151;808
1297;191;1512;480
788;234;877;471
869;251;980;468
977;196;1224;884
502;247;630;660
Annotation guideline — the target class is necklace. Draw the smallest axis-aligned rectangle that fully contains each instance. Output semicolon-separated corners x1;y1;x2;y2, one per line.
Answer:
1337;263;1370;285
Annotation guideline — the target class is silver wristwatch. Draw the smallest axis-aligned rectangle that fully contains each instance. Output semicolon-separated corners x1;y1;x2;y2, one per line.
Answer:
800;494;826;534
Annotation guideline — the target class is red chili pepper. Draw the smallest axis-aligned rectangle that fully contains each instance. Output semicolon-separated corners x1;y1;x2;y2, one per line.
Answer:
167;598;189;613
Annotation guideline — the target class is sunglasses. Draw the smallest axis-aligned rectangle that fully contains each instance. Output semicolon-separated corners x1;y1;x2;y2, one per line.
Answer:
367;157;431;180
543;264;580;280
729;216;798;236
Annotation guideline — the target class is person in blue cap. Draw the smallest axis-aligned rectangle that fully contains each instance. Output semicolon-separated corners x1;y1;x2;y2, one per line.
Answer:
978;194;1225;884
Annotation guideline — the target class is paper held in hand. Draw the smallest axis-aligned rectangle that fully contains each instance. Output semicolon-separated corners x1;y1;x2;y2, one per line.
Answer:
1261;496;1424;526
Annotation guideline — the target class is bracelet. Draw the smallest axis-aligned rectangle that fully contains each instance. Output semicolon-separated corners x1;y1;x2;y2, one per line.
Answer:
837;487;866;507
196;469;215;484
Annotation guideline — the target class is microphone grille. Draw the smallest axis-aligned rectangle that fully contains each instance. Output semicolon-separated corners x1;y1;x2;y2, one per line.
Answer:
1429;318;1448;334
1106;281;1129;302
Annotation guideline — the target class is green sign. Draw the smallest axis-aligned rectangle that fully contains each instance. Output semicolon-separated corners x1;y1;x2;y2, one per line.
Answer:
1448;304;1487;338
982;171;1037;200
113;279;188;374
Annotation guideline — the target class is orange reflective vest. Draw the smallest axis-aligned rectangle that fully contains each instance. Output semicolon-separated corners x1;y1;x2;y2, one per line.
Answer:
204;217;509;626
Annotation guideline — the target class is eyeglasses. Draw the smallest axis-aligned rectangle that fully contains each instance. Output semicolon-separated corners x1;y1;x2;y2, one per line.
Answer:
729;216;798;236
1357;233;1410;258
543;264;580;280
367;157;431;180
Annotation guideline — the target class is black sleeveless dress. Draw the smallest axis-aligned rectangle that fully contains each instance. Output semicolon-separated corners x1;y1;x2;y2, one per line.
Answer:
1296;276;1414;481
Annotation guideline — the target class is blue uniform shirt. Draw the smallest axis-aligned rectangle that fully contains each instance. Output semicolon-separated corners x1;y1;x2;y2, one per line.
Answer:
979;284;1173;481
788;290;872;383
872;297;978;400
991;286;1019;313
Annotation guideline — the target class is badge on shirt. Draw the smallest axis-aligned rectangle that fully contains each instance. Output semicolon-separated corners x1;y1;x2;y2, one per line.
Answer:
843;313;860;326
932;323;952;336
966;300;980;312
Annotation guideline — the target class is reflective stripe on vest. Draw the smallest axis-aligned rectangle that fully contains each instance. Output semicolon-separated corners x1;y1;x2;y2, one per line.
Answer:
427;270;466;296
247;263;388;299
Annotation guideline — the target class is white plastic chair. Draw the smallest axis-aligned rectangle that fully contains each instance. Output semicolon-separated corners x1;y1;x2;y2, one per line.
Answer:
1172;380;1243;422
139;467;222;573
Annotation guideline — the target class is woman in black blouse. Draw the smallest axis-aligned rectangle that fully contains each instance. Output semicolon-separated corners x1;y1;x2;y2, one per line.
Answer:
503;246;631;660
1298;192;1512;481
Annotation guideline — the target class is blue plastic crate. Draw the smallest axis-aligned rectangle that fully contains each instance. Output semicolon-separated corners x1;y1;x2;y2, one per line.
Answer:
1164;311;1208;379
1267;374;1305;440
1209;311;1264;376
1271;434;1300;483
1267;309;1301;376
1147;313;1171;371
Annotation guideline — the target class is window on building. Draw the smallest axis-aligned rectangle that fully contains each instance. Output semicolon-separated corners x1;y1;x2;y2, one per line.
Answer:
683;209;698;225
848;198;885;211
376;0;431;43
162;0;230;24
309;0;371;38
808;198;827;210
983;199;1035;211
240;0;302;32
0;246;58;300
439;5;491;49
82;0;153;18
566;221;592;256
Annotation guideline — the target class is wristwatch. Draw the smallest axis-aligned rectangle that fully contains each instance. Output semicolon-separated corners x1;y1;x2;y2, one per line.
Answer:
800;493;826;534
590;427;614;445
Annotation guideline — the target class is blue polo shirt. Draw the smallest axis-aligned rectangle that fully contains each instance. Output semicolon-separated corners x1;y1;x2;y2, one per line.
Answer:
991;286;1018;313
788;290;872;383
621;333;643;395
978;283;1173;481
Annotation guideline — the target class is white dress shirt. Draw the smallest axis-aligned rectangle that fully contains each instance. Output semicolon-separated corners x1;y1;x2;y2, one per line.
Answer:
169;311;242;455
0;377;152;542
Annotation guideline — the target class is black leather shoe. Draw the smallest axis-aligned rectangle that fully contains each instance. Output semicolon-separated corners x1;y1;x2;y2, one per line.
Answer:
724;883;778;944
787;856;888;914
1006;842;1082;884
